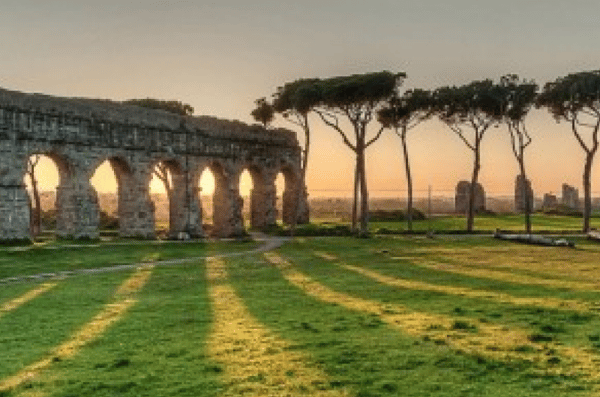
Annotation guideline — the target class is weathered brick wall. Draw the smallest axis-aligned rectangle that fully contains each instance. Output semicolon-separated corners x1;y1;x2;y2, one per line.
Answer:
0;87;308;241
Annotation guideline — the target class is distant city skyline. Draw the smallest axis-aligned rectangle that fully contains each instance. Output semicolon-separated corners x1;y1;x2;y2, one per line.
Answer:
5;0;600;198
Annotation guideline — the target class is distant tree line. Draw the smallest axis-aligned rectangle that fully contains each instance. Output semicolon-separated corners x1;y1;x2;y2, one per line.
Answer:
253;70;600;235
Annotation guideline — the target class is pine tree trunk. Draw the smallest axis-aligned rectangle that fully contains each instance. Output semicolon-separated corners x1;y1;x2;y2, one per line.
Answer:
401;132;413;232
519;159;532;234
351;160;359;232
358;148;369;237
467;146;481;232
291;119;311;236
31;176;41;236
583;153;594;233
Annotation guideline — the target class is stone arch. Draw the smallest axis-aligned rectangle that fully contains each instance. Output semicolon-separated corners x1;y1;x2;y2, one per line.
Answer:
148;158;183;238
198;159;244;237
0;87;306;242
23;150;98;239
274;162;308;225
23;152;62;237
237;164;275;229
89;156;135;237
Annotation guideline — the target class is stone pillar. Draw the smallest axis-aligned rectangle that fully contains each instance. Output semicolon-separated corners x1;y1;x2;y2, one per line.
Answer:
55;170;100;240
0;148;31;242
169;171;203;238
0;149;30;242
281;172;309;225
455;180;485;214
117;169;155;239
212;166;244;237
562;184;580;210
514;175;533;213
0;186;31;242
297;185;310;225
249;171;276;229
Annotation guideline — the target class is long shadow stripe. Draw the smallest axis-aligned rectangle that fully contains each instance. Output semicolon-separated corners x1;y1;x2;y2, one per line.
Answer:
0;283;57;318
410;257;600;291
314;251;598;313
206;257;350;397
0;265;153;393
265;252;600;389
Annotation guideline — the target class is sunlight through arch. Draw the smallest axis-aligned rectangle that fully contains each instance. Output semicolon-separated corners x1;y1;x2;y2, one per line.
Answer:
23;154;62;237
90;160;120;233
239;169;253;226
199;167;216;225
149;160;181;238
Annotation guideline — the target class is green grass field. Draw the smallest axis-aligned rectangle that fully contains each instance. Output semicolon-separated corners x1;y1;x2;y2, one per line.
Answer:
371;213;600;233
2;236;600;396
0;240;257;279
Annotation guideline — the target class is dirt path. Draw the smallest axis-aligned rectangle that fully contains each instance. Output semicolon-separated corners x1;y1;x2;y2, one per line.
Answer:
0;234;288;286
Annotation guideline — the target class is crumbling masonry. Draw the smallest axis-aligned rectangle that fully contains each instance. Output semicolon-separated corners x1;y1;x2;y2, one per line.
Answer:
0;87;308;241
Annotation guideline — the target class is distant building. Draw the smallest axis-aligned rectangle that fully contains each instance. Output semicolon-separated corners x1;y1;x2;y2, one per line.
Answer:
562;184;580;210
455;181;485;214
514;175;534;213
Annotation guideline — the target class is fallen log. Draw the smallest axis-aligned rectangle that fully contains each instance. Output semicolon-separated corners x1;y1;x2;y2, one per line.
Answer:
588;230;600;242
494;230;575;247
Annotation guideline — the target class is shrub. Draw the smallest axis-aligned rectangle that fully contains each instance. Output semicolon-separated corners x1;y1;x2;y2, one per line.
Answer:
39;209;119;230
273;223;354;237
100;211;119;230
41;209;57;230
541;204;583;217
368;209;426;222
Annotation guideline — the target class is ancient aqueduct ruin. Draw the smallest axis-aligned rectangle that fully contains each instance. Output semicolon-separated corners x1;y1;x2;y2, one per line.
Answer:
0;88;308;242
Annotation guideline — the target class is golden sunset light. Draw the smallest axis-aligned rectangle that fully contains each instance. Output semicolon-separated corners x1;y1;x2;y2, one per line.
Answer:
3;2;600;396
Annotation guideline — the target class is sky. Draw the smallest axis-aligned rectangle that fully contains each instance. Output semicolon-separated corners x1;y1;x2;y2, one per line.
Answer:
3;0;600;198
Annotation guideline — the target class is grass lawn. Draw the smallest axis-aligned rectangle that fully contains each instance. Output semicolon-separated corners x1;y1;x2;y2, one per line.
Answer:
369;213;600;233
0;240;257;279
2;236;600;395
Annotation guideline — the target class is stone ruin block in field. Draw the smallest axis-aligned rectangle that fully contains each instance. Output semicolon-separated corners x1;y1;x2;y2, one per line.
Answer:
455;181;485;214
514;175;534;213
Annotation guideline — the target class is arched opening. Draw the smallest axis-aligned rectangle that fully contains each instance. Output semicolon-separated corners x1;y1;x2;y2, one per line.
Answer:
149;160;183;239
199;167;215;229
239;169;253;228
90;158;130;238
23;153;67;240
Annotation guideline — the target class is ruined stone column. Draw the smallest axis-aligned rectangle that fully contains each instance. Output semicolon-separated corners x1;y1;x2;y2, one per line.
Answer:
281;171;309;225
455;181;486;214
250;170;277;229
0;149;30;241
0;146;31;241
296;185;310;225
514;175;534;213
55;168;100;240
212;164;244;237
169;170;203;238
117;167;155;239
0;185;30;242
